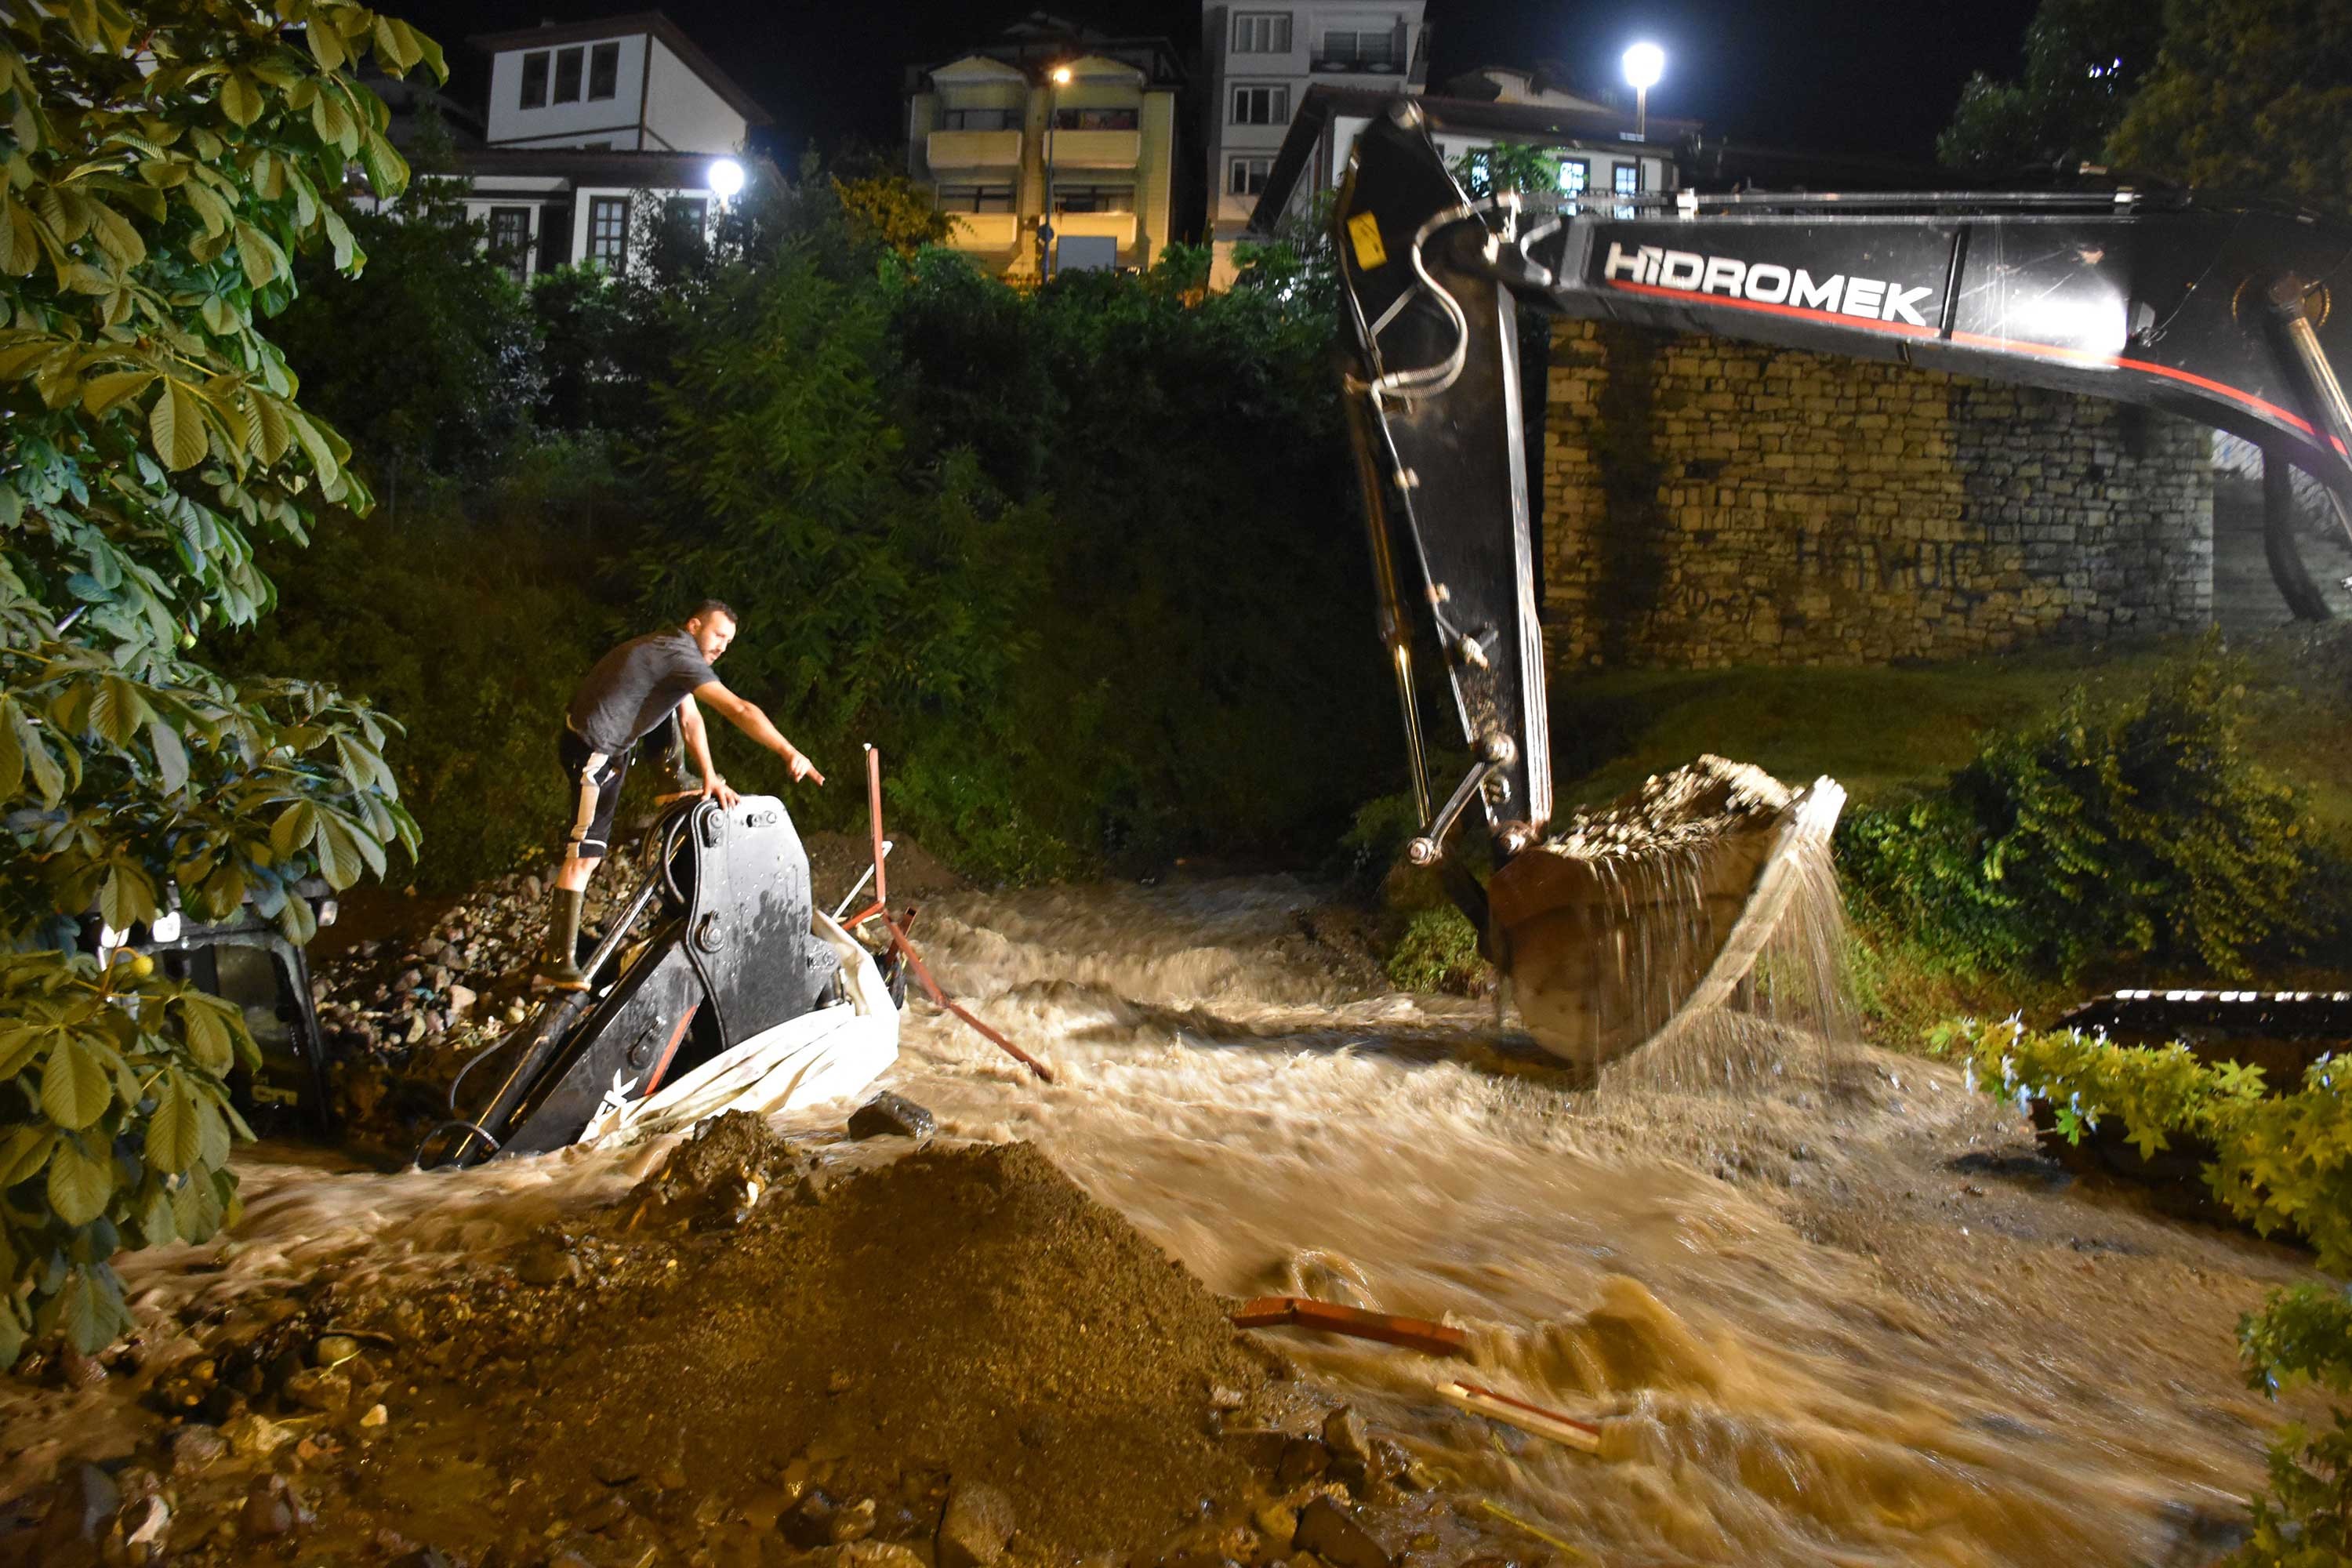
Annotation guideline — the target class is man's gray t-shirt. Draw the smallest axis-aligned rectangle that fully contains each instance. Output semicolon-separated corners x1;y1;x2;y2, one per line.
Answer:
566;630;717;755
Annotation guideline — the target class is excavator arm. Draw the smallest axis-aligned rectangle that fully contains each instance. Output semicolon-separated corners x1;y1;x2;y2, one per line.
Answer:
1334;99;2352;866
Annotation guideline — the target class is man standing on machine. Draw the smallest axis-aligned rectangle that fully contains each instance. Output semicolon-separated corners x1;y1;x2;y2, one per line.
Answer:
536;601;824;991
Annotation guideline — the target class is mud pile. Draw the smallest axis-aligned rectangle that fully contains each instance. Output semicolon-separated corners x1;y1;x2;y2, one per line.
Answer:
1538;754;1793;862
9;1127;1482;1568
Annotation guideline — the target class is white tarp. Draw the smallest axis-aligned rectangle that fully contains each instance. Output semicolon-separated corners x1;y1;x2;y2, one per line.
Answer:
578;909;898;1147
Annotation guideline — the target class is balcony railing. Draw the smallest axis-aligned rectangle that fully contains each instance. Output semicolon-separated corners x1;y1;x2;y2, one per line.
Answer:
1043;129;1141;169
926;129;1022;170
943;212;1020;250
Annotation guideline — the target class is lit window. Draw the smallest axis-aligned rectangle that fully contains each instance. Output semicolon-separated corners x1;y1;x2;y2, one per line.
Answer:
1229;157;1272;196
554;46;583;104
486;207;532;282
1054;185;1134;214
588;42;619;100
1613;162;1639;218
519;51;549;109
1232;13;1291;53
1231;85;1288;125
936;185;1014;213
587;195;628;270
1318;29;1399;68
1558;158;1588;197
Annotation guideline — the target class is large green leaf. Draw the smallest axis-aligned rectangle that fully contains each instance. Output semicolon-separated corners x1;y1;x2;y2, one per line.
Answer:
99;860;158;933
0;1123;59;1188
13;702;63;807
40;1034;113;1130
45;1136;114;1227
177;997;236;1076
219;70;263;128
270;799;318;861
147;376;208;470
145;1078;201;1175
147;718;188;794
89;673;151;746
41;1265;131;1355
169;1165;224;1240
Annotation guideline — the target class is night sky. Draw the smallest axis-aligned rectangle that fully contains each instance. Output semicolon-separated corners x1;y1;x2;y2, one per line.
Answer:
387;0;2049;170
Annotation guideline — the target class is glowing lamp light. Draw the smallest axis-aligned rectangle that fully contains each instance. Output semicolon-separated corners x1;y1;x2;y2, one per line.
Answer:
708;158;746;199
1051;65;1073;84
1621;42;1664;90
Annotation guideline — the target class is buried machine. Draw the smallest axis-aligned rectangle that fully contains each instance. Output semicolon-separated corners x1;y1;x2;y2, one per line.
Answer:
1330;100;2352;1076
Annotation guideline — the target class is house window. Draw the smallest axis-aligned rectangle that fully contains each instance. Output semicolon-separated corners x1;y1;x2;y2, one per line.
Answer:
1318;29;1398;68
554;46;584;104
1229;157;1272;196
1052;107;1139;131
1053;184;1134;214
519;51;550;109
941;107;1014;130
666;195;708;233
586;195;628;269
1232;13;1291;52
936;185;1014;212
1613;162;1640;218
486;206;532;282
1557;158;1588;198
1230;85;1287;125
588;41;619;100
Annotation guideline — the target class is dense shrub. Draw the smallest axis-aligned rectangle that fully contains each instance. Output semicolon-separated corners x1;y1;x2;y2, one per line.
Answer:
1839;646;2339;981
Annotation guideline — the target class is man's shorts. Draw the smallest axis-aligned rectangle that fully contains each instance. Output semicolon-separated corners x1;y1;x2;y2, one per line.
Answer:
559;729;629;860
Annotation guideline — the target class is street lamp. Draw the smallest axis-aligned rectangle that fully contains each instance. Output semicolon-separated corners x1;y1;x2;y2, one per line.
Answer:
1621;42;1664;142
1040;64;1073;278
707;158;745;201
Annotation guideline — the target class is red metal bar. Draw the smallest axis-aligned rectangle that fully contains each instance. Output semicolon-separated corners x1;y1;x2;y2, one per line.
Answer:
1228;1296;1468;1358
883;913;1052;1083
865;744;887;909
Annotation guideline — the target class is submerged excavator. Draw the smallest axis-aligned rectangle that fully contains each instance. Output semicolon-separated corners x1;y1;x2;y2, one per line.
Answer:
1329;100;2352;1076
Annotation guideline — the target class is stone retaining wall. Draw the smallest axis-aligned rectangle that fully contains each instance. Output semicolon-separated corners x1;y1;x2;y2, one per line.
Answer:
1540;320;2215;668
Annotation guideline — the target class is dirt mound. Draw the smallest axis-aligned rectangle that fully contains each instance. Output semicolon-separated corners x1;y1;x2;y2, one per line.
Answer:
1540;753;1793;862
803;832;969;910
30;1140;1477;1567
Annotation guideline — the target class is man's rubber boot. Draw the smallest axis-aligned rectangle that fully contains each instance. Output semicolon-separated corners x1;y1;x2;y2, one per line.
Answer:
533;887;588;992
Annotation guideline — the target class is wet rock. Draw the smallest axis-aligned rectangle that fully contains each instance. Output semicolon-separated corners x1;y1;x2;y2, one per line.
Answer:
591;1455;641;1486
782;1488;844;1549
848;1092;935;1142
394;968;422;994
1276;1437;1331;1486
1321;1407;1370;1465
314;1334;362;1367
359;1403;390;1428
1293;1497;1391;1568
829;1497;879;1544
1254;1501;1298;1548
118;1493;170;1551
448;984;478;1017
222;1410;292;1458
283;1367;353;1413
936;1480;1015;1568
805;1544;927;1568
169;1423;230;1476
56;1344;107;1388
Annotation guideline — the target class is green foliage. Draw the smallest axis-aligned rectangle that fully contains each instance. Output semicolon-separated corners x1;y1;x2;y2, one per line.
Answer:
1385;905;1487;995
1944;1015;2352;1558
0;0;434;1354
833;175;953;257
0;952;259;1367
1449;142;1566;202
1840;646;2336;982
1936;0;2162;175
2108;0;2352;211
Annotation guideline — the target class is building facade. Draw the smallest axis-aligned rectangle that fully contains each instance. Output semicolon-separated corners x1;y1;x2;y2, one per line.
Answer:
905;20;1184;281
384;11;775;283
1200;2;1429;284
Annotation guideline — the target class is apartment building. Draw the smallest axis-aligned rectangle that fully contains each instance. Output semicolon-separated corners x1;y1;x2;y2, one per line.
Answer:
1200;2;1428;285
905;17;1184;281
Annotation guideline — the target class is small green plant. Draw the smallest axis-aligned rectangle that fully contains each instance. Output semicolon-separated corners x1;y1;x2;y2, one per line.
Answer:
1942;1015;2352;1556
1385;905;1488;995
1842;646;2339;982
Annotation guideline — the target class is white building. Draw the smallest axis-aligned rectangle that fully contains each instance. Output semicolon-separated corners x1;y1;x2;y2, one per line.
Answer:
1200;2;1429;285
441;12;776;281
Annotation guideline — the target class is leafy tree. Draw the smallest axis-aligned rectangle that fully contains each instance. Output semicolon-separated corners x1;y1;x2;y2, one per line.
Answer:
1449;141;1563;202
2108;0;2352;209
1936;0;2162;176
268;113;543;491
0;0;430;1359
833;174;953;257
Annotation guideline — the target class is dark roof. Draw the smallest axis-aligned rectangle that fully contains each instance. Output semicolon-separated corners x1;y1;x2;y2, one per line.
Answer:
1438;64;1624;111
452;146;786;191
1250;86;1700;234
904;10;1185;94
466;11;771;128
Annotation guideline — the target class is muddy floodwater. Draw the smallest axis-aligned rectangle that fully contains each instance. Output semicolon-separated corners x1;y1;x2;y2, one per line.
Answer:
13;875;2328;1566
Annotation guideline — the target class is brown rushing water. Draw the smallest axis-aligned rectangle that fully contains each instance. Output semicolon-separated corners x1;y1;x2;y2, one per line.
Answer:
14;874;2325;1566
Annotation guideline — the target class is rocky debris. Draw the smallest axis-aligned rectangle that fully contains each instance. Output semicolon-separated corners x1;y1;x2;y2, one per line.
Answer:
1538;753;1794;864
848;1091;937;1142
625;1109;807;1231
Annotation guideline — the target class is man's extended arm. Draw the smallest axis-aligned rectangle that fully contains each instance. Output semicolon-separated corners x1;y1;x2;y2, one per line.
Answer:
691;681;825;786
677;694;739;808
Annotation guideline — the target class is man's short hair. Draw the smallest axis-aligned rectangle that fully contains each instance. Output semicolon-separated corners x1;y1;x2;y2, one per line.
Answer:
685;599;738;626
